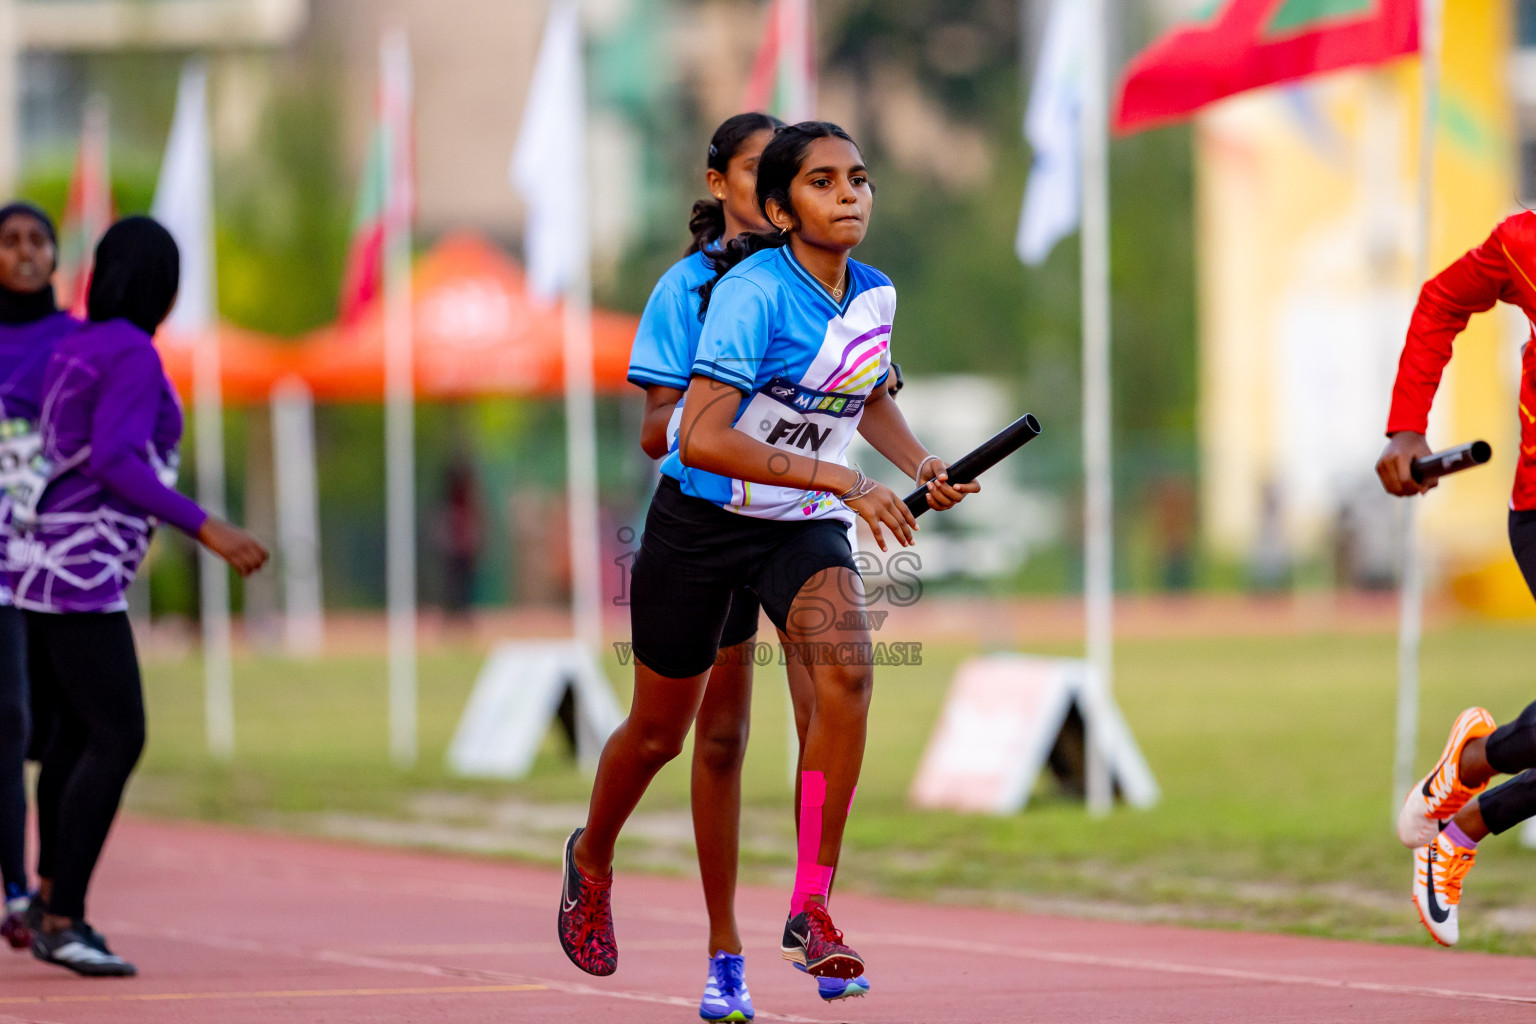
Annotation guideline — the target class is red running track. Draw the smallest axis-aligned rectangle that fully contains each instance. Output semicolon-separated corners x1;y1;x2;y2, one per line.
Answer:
1;818;1533;1023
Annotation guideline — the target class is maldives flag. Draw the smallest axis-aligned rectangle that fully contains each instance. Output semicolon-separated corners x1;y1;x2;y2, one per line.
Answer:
338;129;387;325
57;96;113;317
338;32;413;325
1114;0;1418;134
742;0;816;122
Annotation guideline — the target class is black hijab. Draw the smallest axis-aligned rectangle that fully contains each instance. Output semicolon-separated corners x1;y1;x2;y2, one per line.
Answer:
0;201;59;326
87;216;179;335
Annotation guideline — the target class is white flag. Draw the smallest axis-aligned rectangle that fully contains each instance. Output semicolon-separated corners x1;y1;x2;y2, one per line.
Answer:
152;59;232;758
510;1;586;302
152;61;215;332
1016;0;1085;266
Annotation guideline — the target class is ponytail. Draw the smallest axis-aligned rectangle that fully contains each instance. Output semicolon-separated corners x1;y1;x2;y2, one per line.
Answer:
696;120;860;320
685;198;726;256
695;230;786;319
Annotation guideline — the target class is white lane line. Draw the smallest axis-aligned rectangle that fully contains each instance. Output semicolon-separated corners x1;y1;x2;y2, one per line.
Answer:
133;836;1536;1008
0;1012;69;1024
0;985;544;1005
134;842;708;924
102;921;834;1024
863;933;1536;1007
355;939;703;956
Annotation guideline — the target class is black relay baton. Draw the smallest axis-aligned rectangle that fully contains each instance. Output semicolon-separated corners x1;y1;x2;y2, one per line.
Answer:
1410;440;1492;485
902;413;1042;518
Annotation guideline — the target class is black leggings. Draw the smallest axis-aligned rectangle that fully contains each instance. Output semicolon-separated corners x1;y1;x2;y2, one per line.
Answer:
1471;513;1536;834
0;605;27;896
1478;700;1536;835
26;611;145;921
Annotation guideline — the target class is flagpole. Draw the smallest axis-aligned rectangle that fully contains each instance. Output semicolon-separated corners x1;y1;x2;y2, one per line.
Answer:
179;63;234;761
509;2;602;660
153;61;233;760
564;263;602;654
1394;0;1441;814
0;0;15;197
272;376;324;656
381;27;418;768
1081;0;1114;817
563;57;602;658
191;66;232;761
195;339;233;762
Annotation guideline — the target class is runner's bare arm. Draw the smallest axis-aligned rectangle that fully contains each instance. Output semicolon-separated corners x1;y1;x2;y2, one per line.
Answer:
639;385;684;460
676;374;918;549
856;384;977;510
677;374;860;492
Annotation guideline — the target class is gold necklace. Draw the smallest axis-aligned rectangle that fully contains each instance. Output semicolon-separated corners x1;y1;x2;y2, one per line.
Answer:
811;266;846;300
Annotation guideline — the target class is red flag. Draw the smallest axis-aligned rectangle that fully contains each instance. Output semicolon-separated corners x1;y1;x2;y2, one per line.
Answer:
1114;0;1417;135
339;34;413;325
742;0;816;122
338;128;387;325
57;96;113;317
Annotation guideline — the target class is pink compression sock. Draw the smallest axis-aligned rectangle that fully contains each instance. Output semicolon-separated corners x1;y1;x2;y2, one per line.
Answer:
792;770;833;916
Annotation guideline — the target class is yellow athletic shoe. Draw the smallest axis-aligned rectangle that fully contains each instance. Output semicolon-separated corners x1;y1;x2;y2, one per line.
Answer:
1413;830;1477;947
1397;707;1497;848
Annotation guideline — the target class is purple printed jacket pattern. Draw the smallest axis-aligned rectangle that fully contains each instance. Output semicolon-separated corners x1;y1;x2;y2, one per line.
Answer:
6;318;207;613
0;310;77;605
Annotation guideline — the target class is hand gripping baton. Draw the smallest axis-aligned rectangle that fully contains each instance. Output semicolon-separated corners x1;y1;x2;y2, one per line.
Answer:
1410;440;1492;485
902;413;1042;518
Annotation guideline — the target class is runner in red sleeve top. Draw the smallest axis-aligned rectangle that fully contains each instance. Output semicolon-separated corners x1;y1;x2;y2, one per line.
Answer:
1378;210;1536;949
1378;211;1536;506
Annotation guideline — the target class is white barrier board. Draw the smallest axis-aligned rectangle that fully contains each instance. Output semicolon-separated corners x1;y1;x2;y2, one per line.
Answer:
447;639;623;779
909;653;1158;814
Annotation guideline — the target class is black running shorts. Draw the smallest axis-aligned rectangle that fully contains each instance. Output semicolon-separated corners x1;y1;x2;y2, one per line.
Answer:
630;477;856;679
1511;509;1536;601
719;589;763;649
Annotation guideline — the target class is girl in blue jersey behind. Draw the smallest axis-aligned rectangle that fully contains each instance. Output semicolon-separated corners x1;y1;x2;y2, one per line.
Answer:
562;121;975;1007
0;203;74;952
627;113;868;1020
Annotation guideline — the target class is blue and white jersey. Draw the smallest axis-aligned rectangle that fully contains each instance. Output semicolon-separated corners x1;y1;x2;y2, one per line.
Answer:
660;245;894;523
627;248;714;453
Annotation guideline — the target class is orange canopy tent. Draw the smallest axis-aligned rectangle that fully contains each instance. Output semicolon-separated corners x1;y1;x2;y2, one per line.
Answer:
296;232;639;402
153;232;641;405
156;323;301;406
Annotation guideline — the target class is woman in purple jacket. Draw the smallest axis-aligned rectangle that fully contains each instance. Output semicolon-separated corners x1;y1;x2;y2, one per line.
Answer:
14;217;267;977
0;202;76;953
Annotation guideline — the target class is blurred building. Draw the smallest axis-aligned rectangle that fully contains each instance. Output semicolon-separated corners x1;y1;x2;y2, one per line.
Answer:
16;0;660;278
1517;0;1536;201
1196;0;1524;602
13;0;309;180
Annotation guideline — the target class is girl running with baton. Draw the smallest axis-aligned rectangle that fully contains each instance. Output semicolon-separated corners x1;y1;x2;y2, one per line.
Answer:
628;113;870;1019
0;202;76;951
561;121;975;998
1379;210;1536;945
13;217;267;976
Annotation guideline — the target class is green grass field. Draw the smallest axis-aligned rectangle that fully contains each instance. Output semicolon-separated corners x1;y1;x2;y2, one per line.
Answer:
128;619;1536;954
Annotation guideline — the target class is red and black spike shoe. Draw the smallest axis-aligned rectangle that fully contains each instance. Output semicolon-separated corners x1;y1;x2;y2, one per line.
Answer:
780;902;864;979
558;828;617;976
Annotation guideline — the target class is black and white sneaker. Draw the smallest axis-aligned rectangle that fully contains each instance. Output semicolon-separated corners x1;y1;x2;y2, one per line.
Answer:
32;921;137;977
23;892;44;932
